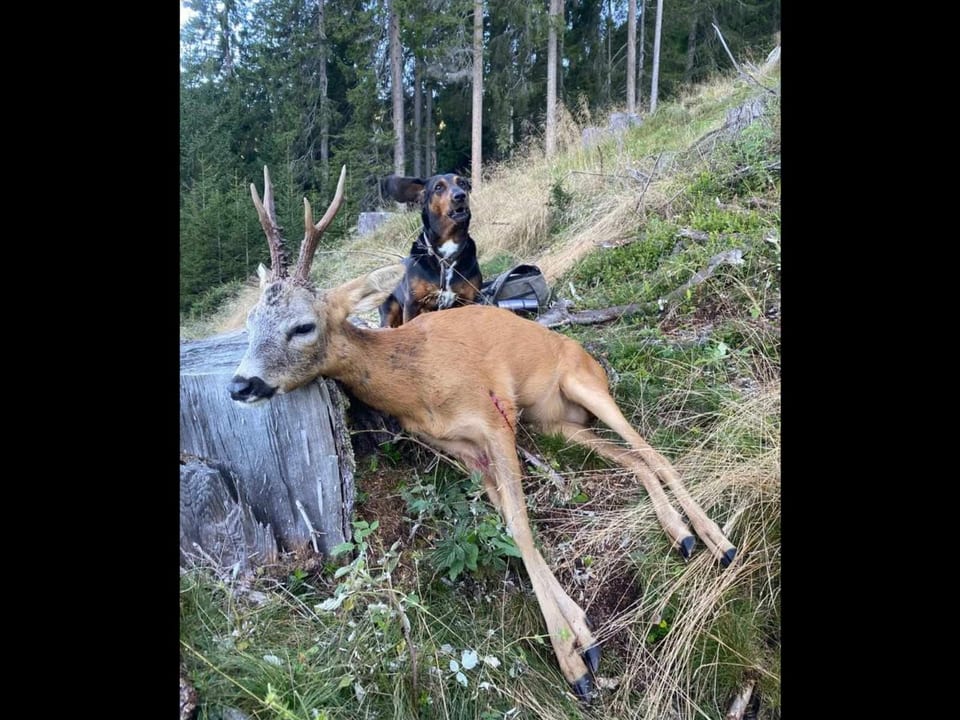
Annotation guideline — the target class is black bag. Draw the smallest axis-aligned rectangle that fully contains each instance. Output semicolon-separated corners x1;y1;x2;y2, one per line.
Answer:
480;264;551;315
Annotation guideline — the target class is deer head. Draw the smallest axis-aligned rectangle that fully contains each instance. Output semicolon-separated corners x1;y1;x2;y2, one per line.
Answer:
228;164;403;404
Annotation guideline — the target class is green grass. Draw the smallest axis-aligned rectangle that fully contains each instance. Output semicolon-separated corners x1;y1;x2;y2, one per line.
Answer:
182;67;781;720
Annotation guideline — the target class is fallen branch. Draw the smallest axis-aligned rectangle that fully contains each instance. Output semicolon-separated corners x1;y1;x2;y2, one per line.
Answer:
295;499;320;555
725;677;757;720
712;23;778;96
731;160;781;177
568;170;647;184
538;299;651;329
714;196;779;213
537;248;745;329
678;228;710;243
677;227;748;245
634;151;663;212
519;447;567;493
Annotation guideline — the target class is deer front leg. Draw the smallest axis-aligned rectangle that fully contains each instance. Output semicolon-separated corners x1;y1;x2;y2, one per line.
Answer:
422;431;600;699
483;436;600;700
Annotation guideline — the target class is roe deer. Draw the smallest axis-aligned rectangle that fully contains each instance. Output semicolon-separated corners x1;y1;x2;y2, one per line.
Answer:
228;165;737;699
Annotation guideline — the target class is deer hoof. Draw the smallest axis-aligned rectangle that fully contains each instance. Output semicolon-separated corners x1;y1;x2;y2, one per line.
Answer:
570;673;595;702
582;643;601;674
679;536;696;560
721;547;737;568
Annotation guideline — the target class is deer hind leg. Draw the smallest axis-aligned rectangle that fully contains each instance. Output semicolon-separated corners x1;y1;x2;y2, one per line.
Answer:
559;372;737;567
552;422;697;559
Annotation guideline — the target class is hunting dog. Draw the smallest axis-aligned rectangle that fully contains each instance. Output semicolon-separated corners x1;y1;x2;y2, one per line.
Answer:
378;173;482;328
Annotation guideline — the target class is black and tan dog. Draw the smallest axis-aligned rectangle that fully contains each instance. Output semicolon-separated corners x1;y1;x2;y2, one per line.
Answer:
378;173;482;328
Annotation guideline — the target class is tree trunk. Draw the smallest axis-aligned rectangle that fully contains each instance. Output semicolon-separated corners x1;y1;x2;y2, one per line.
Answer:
545;0;561;157
638;0;646;107
605;0;613;105
414;56;423;178
425;85;434;176
684;1;699;84
179;330;356;559
389;1;405;176
627;0;637;112
650;0;664;113
318;0;329;187
471;0;483;189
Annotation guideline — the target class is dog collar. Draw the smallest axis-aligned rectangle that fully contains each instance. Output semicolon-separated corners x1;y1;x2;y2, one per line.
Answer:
417;231;459;308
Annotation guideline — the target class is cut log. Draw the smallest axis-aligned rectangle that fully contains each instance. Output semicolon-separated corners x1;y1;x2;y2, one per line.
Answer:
180;330;355;559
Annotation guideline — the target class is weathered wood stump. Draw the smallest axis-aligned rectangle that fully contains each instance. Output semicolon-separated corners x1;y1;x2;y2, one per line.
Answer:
180;457;279;569
180;330;356;563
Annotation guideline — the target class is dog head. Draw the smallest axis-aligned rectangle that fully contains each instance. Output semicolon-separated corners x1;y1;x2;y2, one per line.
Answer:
421;173;472;240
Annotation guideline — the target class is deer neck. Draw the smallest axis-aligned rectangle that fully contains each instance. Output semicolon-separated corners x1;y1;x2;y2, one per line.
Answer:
319;320;425;417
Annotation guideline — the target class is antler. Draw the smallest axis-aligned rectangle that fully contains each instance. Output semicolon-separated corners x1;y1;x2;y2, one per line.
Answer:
293;164;346;284
250;166;289;278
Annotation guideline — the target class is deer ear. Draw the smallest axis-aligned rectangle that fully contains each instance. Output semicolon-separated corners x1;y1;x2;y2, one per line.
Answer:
352;264;406;313
329;265;406;319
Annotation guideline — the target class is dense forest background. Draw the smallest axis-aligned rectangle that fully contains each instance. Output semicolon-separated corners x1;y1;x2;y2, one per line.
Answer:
179;0;780;316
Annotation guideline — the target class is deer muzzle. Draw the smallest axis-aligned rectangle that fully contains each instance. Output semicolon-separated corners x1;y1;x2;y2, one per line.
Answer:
228;375;276;404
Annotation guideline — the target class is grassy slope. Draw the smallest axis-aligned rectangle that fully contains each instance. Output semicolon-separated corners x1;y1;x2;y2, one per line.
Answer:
181;63;781;720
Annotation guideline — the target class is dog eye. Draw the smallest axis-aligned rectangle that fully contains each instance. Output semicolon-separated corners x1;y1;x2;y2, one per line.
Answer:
289;323;316;338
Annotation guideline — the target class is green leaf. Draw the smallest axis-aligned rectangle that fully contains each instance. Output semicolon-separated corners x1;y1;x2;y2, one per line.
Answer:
447;560;464;582
464;542;479;571
330;542;355;557
491;537;522;558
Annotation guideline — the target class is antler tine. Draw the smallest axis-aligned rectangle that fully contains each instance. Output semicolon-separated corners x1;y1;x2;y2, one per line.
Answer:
249;165;289;278
294;165;347;284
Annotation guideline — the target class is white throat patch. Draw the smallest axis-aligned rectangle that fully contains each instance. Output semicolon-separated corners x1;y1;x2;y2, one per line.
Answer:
438;240;460;258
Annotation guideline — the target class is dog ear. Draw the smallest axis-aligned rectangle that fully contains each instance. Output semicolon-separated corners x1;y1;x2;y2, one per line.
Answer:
382;175;426;204
408;178;426;204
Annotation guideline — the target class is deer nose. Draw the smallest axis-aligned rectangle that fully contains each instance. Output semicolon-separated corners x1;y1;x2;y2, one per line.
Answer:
228;375;276;402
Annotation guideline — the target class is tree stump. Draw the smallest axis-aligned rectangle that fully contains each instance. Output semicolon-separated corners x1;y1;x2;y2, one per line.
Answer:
180;457;279;569
180;330;356;563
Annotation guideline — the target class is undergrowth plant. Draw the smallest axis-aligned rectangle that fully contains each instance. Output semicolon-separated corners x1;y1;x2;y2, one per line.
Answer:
402;469;522;582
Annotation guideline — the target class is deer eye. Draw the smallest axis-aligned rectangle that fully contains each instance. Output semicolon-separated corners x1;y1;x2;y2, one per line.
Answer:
288;323;316;339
